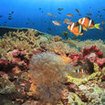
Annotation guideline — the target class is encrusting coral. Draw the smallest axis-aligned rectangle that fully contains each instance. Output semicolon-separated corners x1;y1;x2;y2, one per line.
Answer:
0;28;105;105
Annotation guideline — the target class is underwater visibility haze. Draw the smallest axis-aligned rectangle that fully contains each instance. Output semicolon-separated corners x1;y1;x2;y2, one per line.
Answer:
1;0;105;105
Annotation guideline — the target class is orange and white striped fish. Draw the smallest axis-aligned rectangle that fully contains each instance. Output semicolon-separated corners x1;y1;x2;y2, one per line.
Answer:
67;22;83;36
78;17;100;31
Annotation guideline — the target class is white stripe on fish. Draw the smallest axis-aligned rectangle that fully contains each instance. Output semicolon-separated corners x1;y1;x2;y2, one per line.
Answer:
70;23;75;31
79;25;82;33
88;19;92;27
81;18;85;25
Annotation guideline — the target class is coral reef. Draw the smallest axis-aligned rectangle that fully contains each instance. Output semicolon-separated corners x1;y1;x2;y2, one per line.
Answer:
73;39;105;57
0;27;105;105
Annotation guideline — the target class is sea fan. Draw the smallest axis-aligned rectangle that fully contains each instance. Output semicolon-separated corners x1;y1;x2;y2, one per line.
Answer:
29;52;69;104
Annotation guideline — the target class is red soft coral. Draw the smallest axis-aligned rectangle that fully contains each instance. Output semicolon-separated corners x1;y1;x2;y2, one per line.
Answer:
68;53;82;65
0;49;30;72
69;54;81;61
7;49;29;69
69;45;105;68
82;46;104;67
96;58;105;67
82;45;103;58
0;59;9;66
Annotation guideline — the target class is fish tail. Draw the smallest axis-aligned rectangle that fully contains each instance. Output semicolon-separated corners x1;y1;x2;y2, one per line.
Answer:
94;23;100;29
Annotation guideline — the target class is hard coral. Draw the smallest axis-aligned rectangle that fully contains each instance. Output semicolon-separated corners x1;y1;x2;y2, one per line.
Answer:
0;27;105;105
0;77;16;94
69;53;82;64
0;29;48;60
0;49;29;76
45;41;77;55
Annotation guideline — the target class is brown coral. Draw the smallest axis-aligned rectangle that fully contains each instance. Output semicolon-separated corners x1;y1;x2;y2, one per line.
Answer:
45;41;78;55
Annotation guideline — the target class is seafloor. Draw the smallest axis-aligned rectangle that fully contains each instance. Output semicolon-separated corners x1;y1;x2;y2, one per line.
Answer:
0;27;105;105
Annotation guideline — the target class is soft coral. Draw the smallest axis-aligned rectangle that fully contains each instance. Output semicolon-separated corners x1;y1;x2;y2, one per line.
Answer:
69;45;105;69
82;45;103;58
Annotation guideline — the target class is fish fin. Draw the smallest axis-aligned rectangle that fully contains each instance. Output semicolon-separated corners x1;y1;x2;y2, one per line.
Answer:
67;25;71;31
83;27;87;31
80;33;83;36
86;17;91;20
94;23;100;29
99;27;104;31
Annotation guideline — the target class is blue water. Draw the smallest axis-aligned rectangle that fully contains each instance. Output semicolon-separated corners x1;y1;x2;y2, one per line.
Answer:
0;0;105;40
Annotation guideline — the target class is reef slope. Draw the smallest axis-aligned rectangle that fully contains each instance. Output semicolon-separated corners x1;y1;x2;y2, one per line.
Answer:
0;27;105;105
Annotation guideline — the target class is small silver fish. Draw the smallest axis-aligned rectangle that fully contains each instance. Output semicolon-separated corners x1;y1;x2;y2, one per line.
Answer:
66;13;73;17
64;18;72;25
52;20;61;26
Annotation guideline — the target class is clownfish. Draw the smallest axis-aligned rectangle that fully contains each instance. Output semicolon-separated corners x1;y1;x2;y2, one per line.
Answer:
78;17;100;31
67;22;83;36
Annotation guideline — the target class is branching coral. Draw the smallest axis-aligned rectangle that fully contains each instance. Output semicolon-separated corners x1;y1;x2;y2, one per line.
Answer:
0;29;50;60
45;41;78;55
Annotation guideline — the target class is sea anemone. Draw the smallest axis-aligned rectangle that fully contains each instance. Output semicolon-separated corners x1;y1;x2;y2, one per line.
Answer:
29;52;69;104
